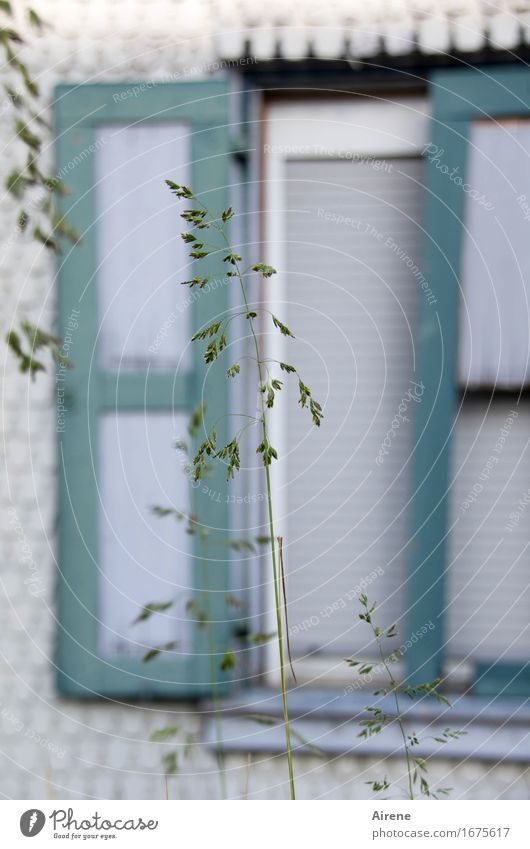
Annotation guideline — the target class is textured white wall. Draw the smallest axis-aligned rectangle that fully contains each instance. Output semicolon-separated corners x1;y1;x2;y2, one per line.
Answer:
0;0;529;800
0;0;219;801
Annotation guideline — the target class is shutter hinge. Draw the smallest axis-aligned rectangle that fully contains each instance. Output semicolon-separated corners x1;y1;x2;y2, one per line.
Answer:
230;133;250;162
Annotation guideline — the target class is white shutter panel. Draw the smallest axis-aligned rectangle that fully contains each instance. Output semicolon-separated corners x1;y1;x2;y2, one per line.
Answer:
96;123;191;371
458;119;530;388
447;402;530;663
99;412;192;659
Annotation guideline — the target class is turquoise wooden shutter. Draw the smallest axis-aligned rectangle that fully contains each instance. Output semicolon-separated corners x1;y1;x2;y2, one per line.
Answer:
408;66;530;694
55;82;234;697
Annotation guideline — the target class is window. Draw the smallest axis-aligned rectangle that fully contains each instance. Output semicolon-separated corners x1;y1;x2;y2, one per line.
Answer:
449;117;530;694
55;82;234;697
264;97;429;682
414;67;530;695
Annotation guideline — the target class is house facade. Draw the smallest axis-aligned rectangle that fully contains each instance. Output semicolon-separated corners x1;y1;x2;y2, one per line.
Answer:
2;0;530;799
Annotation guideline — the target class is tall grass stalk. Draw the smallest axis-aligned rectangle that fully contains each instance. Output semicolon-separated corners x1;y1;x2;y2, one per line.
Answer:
167;182;324;799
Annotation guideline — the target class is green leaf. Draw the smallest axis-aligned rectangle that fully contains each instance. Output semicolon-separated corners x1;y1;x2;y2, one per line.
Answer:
181;208;207;225
298;379;310;407
252;263;276;277
221;207;233;222
17;62;39;98
33;226;59;252
227;363;240;378
21;320;60;351
15;119;40;150
0;25;21;42
225;594;244;609
6;170;26;197
191;321;221;342
52;213;80;245
133;601;173;624
228;538;256;553
142;641;178;663
4;85;22;108
290;729;324;757
272;314;294;338
150;725;179;742
256;438;278;467
220;649;235;671
187;402;206;439
223;252;242;265
309;399;323;426
165;180;193;199
255;535;271;546
204;339;218;363
186;276;209;289
245;632;276;645
185;599;208;628
217;438;240;480
366;778;390;793
163;752;179;775
151;505;185;520
192;427;217;481
27;8;45;30
6;329;44;378
245;713;276;727
435;787;452;796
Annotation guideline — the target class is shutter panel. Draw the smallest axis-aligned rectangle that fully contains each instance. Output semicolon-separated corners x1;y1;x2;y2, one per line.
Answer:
458;119;530;388
420;67;530;693
98;412;192;659
447;401;530;664
282;157;424;659
95;122;192;371
55;82;233;697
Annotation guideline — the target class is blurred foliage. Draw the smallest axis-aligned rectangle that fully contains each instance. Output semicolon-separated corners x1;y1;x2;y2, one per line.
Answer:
2;2;78;376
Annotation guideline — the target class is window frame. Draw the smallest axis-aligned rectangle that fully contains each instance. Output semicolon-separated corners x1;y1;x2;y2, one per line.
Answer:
262;95;430;683
409;65;530;695
55;81;235;698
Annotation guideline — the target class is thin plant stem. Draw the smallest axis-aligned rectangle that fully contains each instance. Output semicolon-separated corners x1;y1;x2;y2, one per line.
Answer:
200;535;228;800
375;636;414;800
264;461;296;798
243;751;252;800
207;617;228;799
217;222;296;799
176;190;297;799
